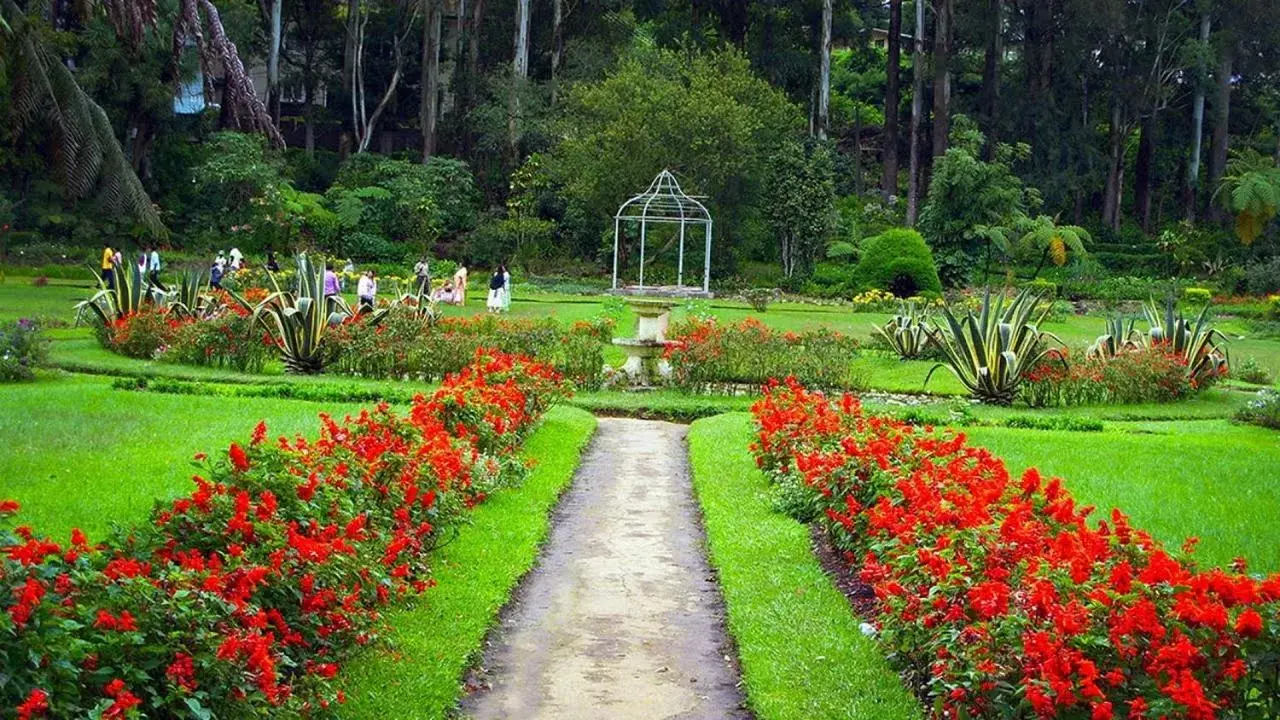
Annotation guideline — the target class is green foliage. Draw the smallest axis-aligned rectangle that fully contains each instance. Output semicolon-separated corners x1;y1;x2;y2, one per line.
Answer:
873;301;938;360
1213;149;1280;244
761;139;836;278
1236;389;1280;430
0;318;46;380
1184;287;1213;304
926;289;1060;405
1140;297;1230;386
918;117;1038;286
739;287;776;313
1235;356;1275;385
854;228;942;297
544;45;803;258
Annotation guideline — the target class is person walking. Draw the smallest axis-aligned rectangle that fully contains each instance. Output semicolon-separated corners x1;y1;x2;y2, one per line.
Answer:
136;249;147;276
357;270;377;311
266;249;280;272
452;264;468;306
487;268;505;313
323;264;340;298
215;251;227;272
229;247;244;271
210;261;224;291
148;246;165;290
413;257;431;294
500;264;512;312
100;242;115;289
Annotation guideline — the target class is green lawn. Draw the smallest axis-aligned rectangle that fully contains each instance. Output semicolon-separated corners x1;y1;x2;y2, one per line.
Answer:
963;419;1280;573
688;413;921;720
342;406;596;718
0;373;370;540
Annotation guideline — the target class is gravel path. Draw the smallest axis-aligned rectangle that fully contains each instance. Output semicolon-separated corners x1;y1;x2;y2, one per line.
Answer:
461;418;748;720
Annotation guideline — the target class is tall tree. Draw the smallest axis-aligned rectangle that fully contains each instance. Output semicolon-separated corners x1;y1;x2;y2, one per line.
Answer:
1206;38;1235;214
817;0;833;140
931;0;953;158
509;0;531;157
1184;7;1211;217
350;0;419;153
906;0;926;225
881;0;901;198
979;0;1002;157
266;0;283;122
420;0;442;159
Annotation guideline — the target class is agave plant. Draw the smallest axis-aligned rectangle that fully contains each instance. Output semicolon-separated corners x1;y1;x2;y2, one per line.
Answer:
1140;297;1230;384
391;278;442;325
247;253;361;374
1086;315;1139;360
163;270;217;319
874;301;938;360
75;261;155;326
926;289;1062;405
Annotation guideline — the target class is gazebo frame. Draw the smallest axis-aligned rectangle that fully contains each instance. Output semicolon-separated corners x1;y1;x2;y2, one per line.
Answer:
612;169;713;293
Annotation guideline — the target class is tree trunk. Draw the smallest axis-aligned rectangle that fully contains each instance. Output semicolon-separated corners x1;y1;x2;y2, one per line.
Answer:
1184;10;1210;219
420;0;442;161
341;0;360;159
508;0;530;159
550;0;564;106
980;0;1002;158
930;0;953;158
905;0;926;226
267;0;283;122
881;0;901;198
1207;41;1234;219
817;0;832;140
1102;103;1125;231
1134;113;1156;232
303;77;315;154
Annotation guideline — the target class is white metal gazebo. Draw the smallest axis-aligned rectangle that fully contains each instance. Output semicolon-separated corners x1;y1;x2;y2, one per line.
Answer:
612;169;713;294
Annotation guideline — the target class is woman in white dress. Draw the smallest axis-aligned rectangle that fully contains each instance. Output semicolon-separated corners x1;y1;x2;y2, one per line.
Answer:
486;268;504;313
452;265;468;306
500;265;512;312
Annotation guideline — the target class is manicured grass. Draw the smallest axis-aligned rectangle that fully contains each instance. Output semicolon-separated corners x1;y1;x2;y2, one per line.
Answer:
342;406;596;718
963;419;1280;573
688;413;921;720
0;373;369;540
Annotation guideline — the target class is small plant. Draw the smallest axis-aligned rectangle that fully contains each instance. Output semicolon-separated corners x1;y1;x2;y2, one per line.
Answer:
1235;356;1275;385
1269;295;1280;320
873;300;938;360
1183;287;1213;304
850;288;897;312
0;319;47;381
739;287;777;313
1140;297;1229;386
926;288;1061;405
1086;314;1139;360
1236;389;1280;429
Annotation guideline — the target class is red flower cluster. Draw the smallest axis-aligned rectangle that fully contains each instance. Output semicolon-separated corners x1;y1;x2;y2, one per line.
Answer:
664;317;864;392
1;350;566;717
751;378;1280;719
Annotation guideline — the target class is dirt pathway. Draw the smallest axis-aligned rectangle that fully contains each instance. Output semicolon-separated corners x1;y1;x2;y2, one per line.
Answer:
461;418;748;720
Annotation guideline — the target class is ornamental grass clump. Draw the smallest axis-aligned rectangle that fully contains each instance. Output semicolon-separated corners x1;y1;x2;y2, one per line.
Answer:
750;378;1280;720
0;350;567;718
926;288;1061;405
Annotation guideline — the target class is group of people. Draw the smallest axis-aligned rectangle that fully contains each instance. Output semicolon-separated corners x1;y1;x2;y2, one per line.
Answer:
208;247;269;290
99;242;164;290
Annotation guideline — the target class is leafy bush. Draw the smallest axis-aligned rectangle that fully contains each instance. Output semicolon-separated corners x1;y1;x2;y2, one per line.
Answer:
854;228;943;297
0;352;566;717
1022;346;1195;407
1236;389;1280;429
164;310;274;373
0;319;47;381
664;317;865;392
97;309;179;359
1235;356;1275;385
751;380;1280;720
1269;295;1280;321
1184;287;1213;304
739;287;777;313
1244;257;1280;295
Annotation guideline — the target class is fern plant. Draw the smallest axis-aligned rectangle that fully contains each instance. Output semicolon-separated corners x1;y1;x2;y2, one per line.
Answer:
926;289;1062;405
1016;215;1090;279
874;301;938;360
1213;149;1280;245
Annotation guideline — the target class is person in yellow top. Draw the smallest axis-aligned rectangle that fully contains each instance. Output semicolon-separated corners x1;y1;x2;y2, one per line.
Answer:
100;242;115;289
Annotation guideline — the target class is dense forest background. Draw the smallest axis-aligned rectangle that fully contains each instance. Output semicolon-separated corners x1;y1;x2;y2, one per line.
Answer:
4;0;1280;294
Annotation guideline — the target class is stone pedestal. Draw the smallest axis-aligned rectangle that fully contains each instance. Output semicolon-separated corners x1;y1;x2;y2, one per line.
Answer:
612;298;677;386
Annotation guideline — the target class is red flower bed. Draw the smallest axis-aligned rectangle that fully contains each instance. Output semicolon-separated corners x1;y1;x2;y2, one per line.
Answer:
751;378;1280;719
1;349;567;718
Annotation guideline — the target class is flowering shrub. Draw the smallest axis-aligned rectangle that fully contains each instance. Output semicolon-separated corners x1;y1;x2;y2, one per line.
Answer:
1236;389;1280;430
326;310;609;389
97;309;183;359
1022;346;1195;408
664;317;865;392
751;378;1280;719
0;319;47;382
0;350;566;718
164;311;275;373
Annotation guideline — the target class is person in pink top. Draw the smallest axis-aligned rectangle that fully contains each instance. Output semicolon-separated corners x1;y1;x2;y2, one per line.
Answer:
323;264;340;297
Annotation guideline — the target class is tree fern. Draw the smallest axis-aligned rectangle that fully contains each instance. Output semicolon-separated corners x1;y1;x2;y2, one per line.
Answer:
1214;149;1280;245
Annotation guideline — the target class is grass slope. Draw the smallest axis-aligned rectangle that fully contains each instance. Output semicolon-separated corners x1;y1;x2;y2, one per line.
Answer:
963;419;1280;573
688;412;921;720
341;406;596;719
0;374;368;540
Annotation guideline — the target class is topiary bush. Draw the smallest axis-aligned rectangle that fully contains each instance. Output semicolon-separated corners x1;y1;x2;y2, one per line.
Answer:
854;228;943;298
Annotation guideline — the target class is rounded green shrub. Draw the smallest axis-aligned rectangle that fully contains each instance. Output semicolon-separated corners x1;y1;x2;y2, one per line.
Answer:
854;228;943;298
